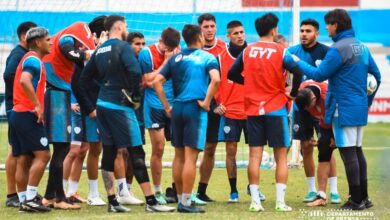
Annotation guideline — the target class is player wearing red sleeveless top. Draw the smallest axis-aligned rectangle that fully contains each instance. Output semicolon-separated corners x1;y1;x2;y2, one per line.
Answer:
9;27;52;212
228;13;302;212
295;80;339;207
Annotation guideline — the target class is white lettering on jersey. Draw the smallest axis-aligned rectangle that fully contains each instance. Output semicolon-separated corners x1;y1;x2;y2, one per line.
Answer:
96;45;112;55
84;24;92;39
249;47;276;59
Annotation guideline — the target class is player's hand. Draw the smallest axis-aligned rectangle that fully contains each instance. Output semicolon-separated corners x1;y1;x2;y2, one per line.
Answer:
34;104;44;124
164;106;172;118
197;100;210;112
292;54;300;62
89;109;97;118
164;50;176;61
213;104;226;115
71;103;80;113
285;92;296;100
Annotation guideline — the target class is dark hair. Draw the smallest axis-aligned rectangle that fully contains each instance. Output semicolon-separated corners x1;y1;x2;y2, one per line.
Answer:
227;20;243;29
104;15;125;31
198;13;216;25
127;32;144;43
295;88;313;111
300;18;319;30
255;13;279;37
89;15;107;38
161;27;180;49
182;24;202;46
324;9;352;34
17;21;37;40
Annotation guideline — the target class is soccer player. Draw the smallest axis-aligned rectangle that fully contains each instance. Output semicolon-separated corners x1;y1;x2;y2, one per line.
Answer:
214;20;248;203
228;13;302;212
195;12;227;203
153;24;220;213
42;21;95;209
138;27;180;204
295;81;338;207
10;27;52;212
79;14;175;213
289;19;340;203
293;9;381;210
3;21;37;207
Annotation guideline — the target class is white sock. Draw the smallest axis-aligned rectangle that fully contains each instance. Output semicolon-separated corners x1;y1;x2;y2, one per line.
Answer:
89;179;99;198
67;180;79;196
249;184;260;203
318;191;326;199
328;177;338;194
276;183;287;203
18;191;26;203
177;194;182;204
127;183;132;192
181;193;191;206
117;178;130;197
63;179;68;191
307;176;317;193
26;185;38;200
154;185;162;194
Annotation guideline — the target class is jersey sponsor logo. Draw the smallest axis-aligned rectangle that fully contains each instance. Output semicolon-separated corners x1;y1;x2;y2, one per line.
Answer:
69;50;81;58
151;123;160;128
96;45;112;55
249;47;276;59
175;54;183;62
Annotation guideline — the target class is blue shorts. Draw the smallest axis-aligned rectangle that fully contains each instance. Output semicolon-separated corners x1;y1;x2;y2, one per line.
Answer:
44;88;71;143
143;102;171;141
223;117;248;143
71;112;100;144
96;105;142;148
171;101;208;151
292;110;319;141
206;110;223;143
9;111;50;156
247;115;291;148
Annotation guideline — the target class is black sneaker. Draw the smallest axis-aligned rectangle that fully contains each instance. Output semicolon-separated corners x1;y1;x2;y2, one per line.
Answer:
177;203;205;213
337;198;365;210
363;197;373;209
107;203;131;212
165;187;178;203
197;193;214;202
19;204;28;213
22;196;51;212
6;194;20;207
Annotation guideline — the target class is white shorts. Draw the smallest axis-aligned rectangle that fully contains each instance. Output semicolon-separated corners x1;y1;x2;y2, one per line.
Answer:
332;107;364;147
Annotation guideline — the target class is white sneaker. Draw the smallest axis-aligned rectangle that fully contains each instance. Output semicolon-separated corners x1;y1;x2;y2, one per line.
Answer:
87;195;106;206
117;193;144;205
249;200;264;212
275;201;292;212
146;204;176;212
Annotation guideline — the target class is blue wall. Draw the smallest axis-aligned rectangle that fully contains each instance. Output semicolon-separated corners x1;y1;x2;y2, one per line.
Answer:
0;10;389;46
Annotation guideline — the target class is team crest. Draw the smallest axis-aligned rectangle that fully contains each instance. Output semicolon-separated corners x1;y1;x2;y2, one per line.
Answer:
224;126;231;134
67;125;72;134
40;137;48;147
293;124;300;132
74;127;81;134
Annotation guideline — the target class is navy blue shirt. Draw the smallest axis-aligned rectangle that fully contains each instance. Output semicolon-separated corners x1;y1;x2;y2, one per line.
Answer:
3;45;28;112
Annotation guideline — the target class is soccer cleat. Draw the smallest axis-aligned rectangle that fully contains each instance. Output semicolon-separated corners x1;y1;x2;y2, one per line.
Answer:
107;203;131;212
155;192;167;205
303;191;317;203
330;193;342;204
22;196;51;212
177;203;205;213
19;204;28;213
363;197;373;209
191;193;207;206
307;195;327;207
117;194;144;205
337;198;365;210
146;204;176;212
87;195;106;206
249;201;264;212
67;192;87;203
196;193;215;202
246;185;266;201
6;194;20;207
165;187;178;203
275;201;293;212
228;192;239;203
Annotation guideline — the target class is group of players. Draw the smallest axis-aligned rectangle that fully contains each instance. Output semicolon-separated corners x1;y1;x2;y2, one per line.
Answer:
3;8;381;214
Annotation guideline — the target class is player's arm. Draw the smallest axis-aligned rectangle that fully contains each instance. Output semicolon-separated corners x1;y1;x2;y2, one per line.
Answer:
59;36;91;62
367;52;381;105
283;50;302;99
78;52;98;117
294;47;343;82
121;45;142;102
3;52;24;83
153;60;171;116
138;49;169;88
227;52;244;84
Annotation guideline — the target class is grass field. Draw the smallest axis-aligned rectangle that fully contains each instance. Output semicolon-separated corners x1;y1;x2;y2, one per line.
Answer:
0;123;389;219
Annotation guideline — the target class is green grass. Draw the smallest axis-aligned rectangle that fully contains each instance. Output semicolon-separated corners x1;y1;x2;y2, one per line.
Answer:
0;123;389;219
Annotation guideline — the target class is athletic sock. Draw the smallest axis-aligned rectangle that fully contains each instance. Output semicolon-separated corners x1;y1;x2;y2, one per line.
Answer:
328;177;338;194
182;193;191;206
229;178;238;194
26;185;38;200
127;183;132;192
276;183;287;203
197;182;208;195
88;179;99;198
63;179;68;191
108;195;119;206
146;195;158;206
317;191;326;199
154;185;162;194
177;194;182;204
249;184;260;203
67;180;79;196
18;191;26;203
307;176;317;193
116;178;130;197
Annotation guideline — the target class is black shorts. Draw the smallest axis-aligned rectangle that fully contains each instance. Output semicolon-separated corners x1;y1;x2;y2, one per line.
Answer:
9;111;50;156
223;117;248;143
292;110;320;141
206;110;223;143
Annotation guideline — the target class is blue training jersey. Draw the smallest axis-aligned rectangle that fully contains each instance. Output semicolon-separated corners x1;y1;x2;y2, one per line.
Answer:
160;48;219;102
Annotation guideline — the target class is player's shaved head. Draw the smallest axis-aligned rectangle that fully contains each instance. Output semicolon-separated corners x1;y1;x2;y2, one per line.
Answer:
255;13;279;37
104;14;125;31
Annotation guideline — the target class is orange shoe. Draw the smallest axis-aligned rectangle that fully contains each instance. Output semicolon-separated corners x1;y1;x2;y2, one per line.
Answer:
67;192;87;203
